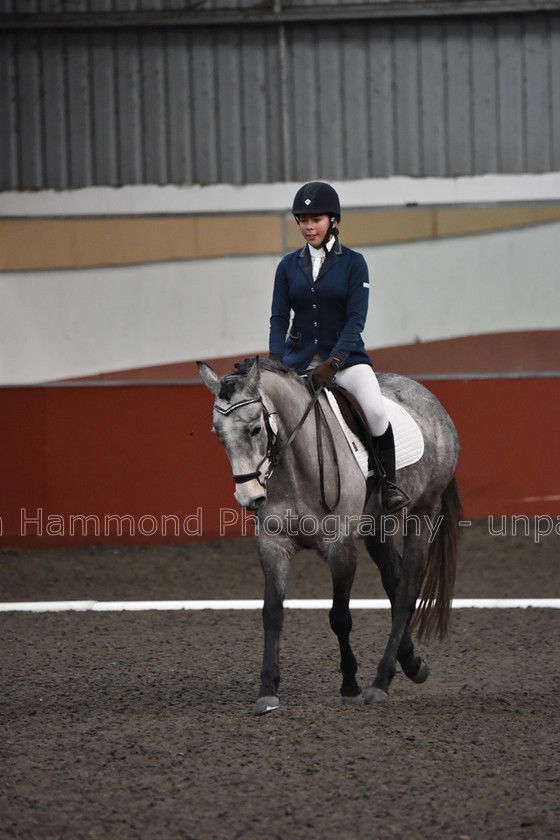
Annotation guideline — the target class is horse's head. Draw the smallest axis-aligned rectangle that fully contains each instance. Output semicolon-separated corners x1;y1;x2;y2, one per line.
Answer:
197;359;278;510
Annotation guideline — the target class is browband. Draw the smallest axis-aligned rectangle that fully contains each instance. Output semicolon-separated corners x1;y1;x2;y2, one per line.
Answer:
214;397;261;416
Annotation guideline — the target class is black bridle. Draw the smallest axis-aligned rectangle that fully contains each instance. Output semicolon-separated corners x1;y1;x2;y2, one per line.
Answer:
214;397;279;487
214;379;341;511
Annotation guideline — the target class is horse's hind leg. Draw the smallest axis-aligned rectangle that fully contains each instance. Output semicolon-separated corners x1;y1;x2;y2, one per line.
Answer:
363;530;428;702
253;534;295;716
326;540;361;703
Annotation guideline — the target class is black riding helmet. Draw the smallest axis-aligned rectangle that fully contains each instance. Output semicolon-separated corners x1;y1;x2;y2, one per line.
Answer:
292;182;341;254
292;181;341;222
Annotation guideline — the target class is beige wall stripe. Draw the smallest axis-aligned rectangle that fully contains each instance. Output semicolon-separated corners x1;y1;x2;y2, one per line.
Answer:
2;205;560;271
0;215;282;272
287;205;560;249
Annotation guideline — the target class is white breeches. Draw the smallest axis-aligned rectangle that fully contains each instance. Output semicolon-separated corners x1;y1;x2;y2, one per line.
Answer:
334;364;389;438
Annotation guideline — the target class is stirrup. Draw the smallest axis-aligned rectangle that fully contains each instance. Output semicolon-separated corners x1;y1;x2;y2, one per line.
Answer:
381;481;409;514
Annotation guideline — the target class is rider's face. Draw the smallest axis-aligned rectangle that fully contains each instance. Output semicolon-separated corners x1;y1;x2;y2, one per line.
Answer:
297;214;336;249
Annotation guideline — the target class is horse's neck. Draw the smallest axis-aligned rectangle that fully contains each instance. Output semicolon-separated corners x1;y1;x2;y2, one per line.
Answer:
261;370;363;515
261;370;318;469
261;370;308;428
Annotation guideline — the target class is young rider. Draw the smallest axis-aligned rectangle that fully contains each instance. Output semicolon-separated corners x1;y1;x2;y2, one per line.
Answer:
268;181;407;515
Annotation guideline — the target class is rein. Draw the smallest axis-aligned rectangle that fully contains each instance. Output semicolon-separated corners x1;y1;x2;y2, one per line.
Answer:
267;381;322;473
215;378;341;510
269;378;340;511
310;382;341;512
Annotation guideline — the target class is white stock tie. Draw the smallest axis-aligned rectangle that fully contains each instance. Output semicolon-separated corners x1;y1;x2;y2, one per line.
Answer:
311;253;324;281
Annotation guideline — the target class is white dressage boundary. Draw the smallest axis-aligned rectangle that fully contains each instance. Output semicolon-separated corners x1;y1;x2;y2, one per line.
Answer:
0;598;559;613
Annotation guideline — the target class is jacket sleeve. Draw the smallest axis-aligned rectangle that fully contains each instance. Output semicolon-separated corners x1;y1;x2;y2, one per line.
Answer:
269;259;291;358
330;252;370;362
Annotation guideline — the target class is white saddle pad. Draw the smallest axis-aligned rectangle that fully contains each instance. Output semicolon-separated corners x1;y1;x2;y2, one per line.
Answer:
324;391;424;480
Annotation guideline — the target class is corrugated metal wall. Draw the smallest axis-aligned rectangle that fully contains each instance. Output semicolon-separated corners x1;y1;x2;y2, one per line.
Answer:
1;10;560;189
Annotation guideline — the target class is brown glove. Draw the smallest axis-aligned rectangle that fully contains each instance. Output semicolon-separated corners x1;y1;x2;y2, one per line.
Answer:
311;356;342;389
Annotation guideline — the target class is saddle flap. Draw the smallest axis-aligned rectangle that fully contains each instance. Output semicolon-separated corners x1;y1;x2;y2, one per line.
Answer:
324;388;424;479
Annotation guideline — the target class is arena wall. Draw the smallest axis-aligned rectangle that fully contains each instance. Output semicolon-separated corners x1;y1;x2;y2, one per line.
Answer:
2;5;559;547
1;177;560;385
1;374;558;549
1;177;559;546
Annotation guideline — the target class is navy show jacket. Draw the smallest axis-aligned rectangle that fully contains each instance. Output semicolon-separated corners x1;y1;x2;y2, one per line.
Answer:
269;239;373;374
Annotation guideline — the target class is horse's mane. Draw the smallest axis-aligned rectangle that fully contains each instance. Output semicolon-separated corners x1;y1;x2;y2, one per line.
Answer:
232;356;291;376
219;356;301;401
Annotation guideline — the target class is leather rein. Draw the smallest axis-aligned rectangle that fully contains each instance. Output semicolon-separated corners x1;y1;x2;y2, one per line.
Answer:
214;378;341;512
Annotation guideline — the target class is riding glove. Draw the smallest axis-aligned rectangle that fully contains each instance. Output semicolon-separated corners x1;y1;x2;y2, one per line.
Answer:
311;356;342;389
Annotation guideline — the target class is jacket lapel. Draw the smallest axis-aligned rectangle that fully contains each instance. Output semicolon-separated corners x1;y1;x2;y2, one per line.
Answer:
297;246;314;285
298;240;341;285
316;238;341;281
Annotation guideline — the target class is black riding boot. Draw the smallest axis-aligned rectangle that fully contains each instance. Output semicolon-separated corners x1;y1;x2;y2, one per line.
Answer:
373;424;409;514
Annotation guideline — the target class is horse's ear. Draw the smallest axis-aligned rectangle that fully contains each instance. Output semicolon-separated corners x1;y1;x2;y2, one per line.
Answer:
197;361;221;396
244;357;261;394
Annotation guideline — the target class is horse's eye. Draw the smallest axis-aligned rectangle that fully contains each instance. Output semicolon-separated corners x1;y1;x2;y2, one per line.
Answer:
250;425;261;437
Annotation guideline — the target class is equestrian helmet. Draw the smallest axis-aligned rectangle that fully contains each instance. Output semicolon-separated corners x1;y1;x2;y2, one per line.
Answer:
292;182;341;222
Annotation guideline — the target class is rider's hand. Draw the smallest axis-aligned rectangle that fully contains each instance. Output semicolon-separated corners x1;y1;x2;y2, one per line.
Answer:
311;356;342;389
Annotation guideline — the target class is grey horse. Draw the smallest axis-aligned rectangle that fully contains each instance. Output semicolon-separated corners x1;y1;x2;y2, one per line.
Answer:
198;357;461;715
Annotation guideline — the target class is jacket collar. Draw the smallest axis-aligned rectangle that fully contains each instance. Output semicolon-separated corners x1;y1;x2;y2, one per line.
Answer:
298;238;342;258
297;238;342;283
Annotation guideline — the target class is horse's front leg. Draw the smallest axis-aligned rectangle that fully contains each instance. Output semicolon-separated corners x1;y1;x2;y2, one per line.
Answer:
326;540;362;704
253;533;294;716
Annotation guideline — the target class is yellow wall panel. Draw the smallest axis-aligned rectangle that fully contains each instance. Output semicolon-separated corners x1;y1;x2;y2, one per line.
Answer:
0;215;282;271
436;205;560;237
286;209;437;249
2;205;560;271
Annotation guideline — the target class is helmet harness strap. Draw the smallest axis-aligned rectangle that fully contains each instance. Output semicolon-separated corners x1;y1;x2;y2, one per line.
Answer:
320;217;338;255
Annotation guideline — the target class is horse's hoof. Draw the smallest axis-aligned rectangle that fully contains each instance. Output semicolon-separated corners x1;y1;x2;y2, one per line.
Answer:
363;686;389;704
338;693;363;707
253;696;280;716
411;659;430;684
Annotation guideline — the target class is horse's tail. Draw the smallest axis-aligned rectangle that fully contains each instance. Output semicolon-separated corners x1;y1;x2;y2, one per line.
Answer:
411;476;462;642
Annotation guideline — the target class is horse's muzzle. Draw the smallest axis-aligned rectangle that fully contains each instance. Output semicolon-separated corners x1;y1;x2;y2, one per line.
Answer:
234;483;267;511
